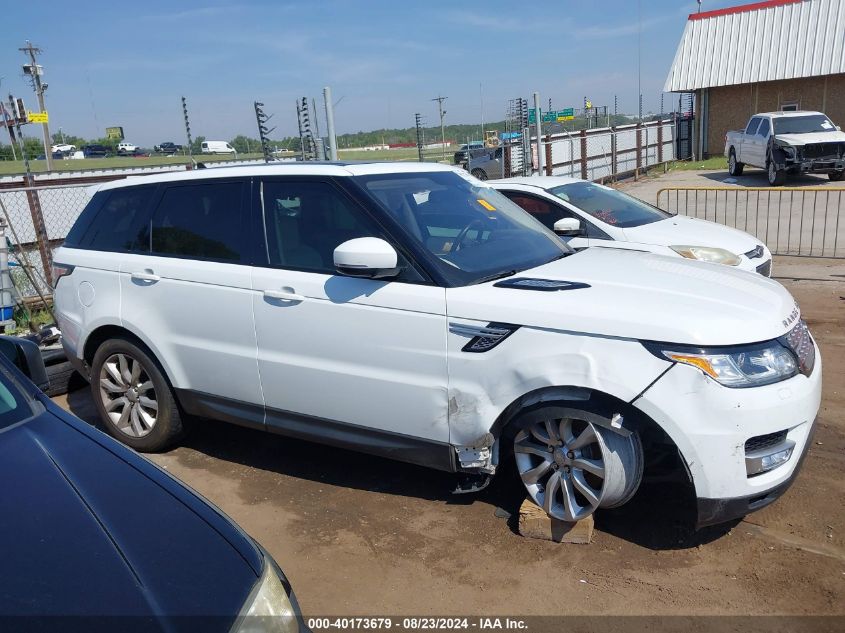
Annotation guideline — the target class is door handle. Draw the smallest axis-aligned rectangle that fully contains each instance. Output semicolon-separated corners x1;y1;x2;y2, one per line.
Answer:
263;289;305;302
131;271;160;283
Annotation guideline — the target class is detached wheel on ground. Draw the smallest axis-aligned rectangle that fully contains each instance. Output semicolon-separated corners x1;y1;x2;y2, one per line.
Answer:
829;170;845;181
471;168;488;181
767;161;786;186
728;150;744;176
512;406;643;522
90;337;183;452
44;361;84;397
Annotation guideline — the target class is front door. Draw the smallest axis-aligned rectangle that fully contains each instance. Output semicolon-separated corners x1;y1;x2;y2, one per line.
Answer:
250;178;450;465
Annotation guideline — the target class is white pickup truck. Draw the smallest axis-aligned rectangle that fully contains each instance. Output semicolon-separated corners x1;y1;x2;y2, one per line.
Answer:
724;111;845;185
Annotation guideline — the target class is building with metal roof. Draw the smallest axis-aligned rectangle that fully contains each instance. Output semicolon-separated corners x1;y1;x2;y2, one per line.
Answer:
664;0;845;157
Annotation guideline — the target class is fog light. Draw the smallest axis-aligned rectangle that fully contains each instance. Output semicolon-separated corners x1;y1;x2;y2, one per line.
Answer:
746;442;795;476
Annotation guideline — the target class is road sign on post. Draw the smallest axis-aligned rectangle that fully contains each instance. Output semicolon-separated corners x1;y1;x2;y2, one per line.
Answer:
27;111;48;123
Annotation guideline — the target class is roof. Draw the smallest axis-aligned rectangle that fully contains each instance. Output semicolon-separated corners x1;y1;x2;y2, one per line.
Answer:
754;110;826;116
489;176;583;189
664;0;845;92
95;160;456;192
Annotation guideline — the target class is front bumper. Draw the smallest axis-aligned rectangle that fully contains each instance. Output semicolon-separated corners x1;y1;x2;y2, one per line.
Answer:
696;418;814;527
632;342;822;525
793;158;845;173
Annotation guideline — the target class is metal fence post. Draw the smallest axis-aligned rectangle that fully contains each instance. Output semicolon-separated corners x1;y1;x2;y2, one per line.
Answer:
504;145;512;178
635;123;643;180
580;130;588;180
657;123;663;164
545;133;552;176
610;128;617;181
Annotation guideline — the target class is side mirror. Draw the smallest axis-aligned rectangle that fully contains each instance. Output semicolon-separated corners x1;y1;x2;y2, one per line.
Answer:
334;237;401;279
553;217;585;237
0;335;49;391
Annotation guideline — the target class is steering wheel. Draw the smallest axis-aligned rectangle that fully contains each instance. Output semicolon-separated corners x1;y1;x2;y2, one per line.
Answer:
453;219;487;252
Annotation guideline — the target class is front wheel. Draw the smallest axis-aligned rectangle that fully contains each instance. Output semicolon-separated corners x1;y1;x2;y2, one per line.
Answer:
512;406;643;522
470;168;488;181
767;161;786;186
91;337;183;452
829;170;845;181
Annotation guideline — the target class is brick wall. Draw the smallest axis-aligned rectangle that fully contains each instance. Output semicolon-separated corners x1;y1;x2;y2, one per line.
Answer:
703;74;845;156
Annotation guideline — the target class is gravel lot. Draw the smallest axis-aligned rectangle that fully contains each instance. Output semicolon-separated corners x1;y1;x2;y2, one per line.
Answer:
53;266;844;618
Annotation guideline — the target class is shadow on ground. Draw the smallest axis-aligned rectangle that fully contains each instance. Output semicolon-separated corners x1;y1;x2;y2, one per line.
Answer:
63;384;734;551
700;170;833;187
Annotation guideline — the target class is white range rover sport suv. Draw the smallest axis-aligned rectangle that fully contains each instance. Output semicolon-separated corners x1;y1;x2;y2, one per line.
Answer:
53;162;821;528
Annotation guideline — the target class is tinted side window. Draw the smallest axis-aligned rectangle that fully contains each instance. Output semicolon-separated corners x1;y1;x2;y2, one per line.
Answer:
73;186;155;252
260;180;382;273
745;117;762;135
757;118;770;137
148;181;245;262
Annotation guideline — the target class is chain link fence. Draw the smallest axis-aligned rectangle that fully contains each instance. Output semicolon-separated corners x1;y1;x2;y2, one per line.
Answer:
0;182;96;300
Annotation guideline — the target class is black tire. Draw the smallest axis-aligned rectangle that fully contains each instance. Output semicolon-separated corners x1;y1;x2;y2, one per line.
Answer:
44;361;84;397
728;149;744;176
471;168;488;181
90;337;183;452
829;170;845;181
767;160;786;186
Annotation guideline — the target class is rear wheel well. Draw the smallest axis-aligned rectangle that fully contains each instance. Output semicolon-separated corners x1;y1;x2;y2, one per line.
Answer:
84;326;153;368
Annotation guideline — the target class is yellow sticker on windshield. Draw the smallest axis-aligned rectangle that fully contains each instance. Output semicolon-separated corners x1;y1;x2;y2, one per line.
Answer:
477;199;496;211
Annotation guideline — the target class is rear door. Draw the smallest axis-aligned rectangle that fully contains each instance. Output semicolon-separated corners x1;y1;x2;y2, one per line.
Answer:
119;178;262;414
742;117;763;166
250;177;450;461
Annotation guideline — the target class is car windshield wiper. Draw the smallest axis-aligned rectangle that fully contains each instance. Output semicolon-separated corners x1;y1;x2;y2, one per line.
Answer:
473;269;518;285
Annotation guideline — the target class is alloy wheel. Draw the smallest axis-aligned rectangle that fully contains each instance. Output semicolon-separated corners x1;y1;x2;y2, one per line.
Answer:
514;417;609;522
98;353;159;438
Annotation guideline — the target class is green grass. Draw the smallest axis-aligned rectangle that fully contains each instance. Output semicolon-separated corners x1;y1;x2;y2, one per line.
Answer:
0;153;267;176
671;157;728;171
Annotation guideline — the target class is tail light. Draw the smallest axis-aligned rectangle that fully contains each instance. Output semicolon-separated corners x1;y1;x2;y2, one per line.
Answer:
51;263;74;288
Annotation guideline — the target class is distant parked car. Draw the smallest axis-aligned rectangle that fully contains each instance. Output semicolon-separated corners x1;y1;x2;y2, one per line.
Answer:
201;140;237;155
490;176;773;276
453;141;486;165
51;143;76;155
724;110;845;185
154;141;183;155
0;335;306;630
467;147;503;180
81;144;110;158
117;141;138;155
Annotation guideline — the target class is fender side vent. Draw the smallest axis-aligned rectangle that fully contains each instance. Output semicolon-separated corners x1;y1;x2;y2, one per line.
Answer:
449;322;520;353
493;277;590;291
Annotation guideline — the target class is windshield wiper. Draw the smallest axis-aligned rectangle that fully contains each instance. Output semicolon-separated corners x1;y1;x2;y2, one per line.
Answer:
473;269;518;285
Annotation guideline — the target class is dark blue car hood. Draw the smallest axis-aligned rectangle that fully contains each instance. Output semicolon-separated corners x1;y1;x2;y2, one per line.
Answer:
0;399;262;629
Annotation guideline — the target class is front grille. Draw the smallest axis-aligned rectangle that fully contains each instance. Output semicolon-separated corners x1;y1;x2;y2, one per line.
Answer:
756;260;772;277
783;319;816;376
745;430;788;454
800;142;844;159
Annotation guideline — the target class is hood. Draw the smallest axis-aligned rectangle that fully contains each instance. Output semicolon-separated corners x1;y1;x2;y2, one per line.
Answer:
622;215;761;255
447;249;797;346
774;131;845;145
0;409;259;624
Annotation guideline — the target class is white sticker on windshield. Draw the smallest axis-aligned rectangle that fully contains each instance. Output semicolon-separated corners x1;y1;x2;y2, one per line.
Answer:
821;121;833;129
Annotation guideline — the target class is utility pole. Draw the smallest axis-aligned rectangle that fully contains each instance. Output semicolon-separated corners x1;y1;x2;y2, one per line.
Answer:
533;91;544;176
254;101;275;163
414;113;424;162
432;95;447;161
323;86;338;161
20;41;52;171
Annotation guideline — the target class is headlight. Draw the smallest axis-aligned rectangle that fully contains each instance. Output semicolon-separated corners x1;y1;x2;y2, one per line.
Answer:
670;245;741;266
234;558;299;633
644;340;799;387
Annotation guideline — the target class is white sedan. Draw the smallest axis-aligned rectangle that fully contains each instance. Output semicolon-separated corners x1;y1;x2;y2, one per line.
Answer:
490;176;772;276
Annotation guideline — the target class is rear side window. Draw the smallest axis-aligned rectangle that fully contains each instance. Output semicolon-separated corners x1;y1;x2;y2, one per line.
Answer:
757;119;770;137
147;181;245;262
66;186;155;252
745;117;762;135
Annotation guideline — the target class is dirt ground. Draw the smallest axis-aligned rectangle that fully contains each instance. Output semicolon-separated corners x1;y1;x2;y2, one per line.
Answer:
53;266;845;618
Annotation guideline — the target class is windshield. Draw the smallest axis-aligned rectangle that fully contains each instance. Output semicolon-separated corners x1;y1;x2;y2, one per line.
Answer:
0;363;31;431
548;181;671;228
773;115;837;135
354;171;571;286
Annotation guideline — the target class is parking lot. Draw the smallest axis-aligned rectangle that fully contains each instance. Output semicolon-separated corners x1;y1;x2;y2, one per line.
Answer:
53;264;844;617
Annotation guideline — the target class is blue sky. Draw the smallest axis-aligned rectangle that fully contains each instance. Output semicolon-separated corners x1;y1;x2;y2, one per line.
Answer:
1;0;741;146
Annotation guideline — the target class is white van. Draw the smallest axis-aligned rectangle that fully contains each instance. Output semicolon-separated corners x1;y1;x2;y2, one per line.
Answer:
53;162;820;528
200;141;236;155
